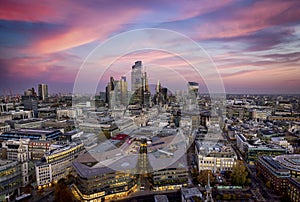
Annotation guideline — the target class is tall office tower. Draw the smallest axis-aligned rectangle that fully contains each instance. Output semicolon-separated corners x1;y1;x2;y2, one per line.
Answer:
38;84;48;101
22;94;38;117
161;88;168;102
131;61;143;92
187;82;199;98
119;76;128;106
154;80;165;105
106;76;128;108
142;72;151;107
143;72;149;92
156;80;161;94
24;87;37;97
106;77;116;108
130;61;151;106
106;77;115;104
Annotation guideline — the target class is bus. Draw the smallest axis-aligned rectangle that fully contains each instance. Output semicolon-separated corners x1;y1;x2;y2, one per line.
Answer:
15;193;32;201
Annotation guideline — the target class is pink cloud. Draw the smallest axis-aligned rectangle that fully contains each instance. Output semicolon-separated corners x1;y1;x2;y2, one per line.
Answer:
174;0;234;21
28;10;142;54
0;1;67;23
1;52;80;82
0;1;145;54
221;65;300;85
195;1;300;40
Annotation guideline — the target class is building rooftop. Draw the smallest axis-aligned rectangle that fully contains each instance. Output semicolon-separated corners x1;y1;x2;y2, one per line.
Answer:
181;187;202;199
259;156;289;173
154;195;169;202
290;178;300;187
73;154;138;178
14;118;44;124
0;159;14;167
45;141;83;156
2;128;60;135
148;134;185;153
149;146;188;171
74;152;98;164
275;154;300;172
237;133;287;151
0;122;8;127
196;140;235;157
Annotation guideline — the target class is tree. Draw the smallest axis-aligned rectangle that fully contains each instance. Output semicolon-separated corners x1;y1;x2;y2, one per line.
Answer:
265;180;271;189
231;160;248;186
198;170;214;186
246;178;252;185
191;167;198;177
54;178;74;202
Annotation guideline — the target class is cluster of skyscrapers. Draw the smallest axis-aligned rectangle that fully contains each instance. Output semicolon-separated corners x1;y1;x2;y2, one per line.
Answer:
106;61;162;109
1;60;299;202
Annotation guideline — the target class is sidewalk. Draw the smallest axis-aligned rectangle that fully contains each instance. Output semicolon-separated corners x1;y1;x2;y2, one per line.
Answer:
29;187;55;202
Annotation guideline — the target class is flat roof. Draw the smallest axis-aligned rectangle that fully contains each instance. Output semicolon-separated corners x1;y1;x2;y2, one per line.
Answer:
275;154;300;172
154;195;169;202
2;128;60;135
181;187;202;198
195;140;235;156
46;143;81;156
0;122;8;127
149;146;188;171
73;154;138;178
88;147;123;162
148;134;185;152
259;156;289;172
15;119;43;124
0;159;15;167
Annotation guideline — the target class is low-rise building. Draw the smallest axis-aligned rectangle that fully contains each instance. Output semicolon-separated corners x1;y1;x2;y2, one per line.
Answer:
2;110;33;120
181;187;203;202
2;139;33;186
257;154;300;198
271;137;294;153
28;140;51;161
257;156;290;195
0;123;10;133
35;141;84;189
0;114;12;123
42;119;75;133
0;128;62;141
268;116;300;122
151;155;189;191
275;154;300;178
195;140;236;173
0;103;14;113
56;108;81;120
0;160;22;200
78;121;118;140
13;118;45;129
236;134;287;163
37;108;56;119
147;134;189;191
72;155;138;201
154;195;169;202
288;178;300;202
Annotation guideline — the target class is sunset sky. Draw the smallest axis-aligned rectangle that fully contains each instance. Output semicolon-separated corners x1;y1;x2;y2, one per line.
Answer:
0;0;299;95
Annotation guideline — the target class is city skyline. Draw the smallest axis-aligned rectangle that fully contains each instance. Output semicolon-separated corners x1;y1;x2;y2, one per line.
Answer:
0;0;300;94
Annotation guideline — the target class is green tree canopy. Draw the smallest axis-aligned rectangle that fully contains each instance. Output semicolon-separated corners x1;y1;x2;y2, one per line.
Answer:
231;160;248;186
198;170;214;186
